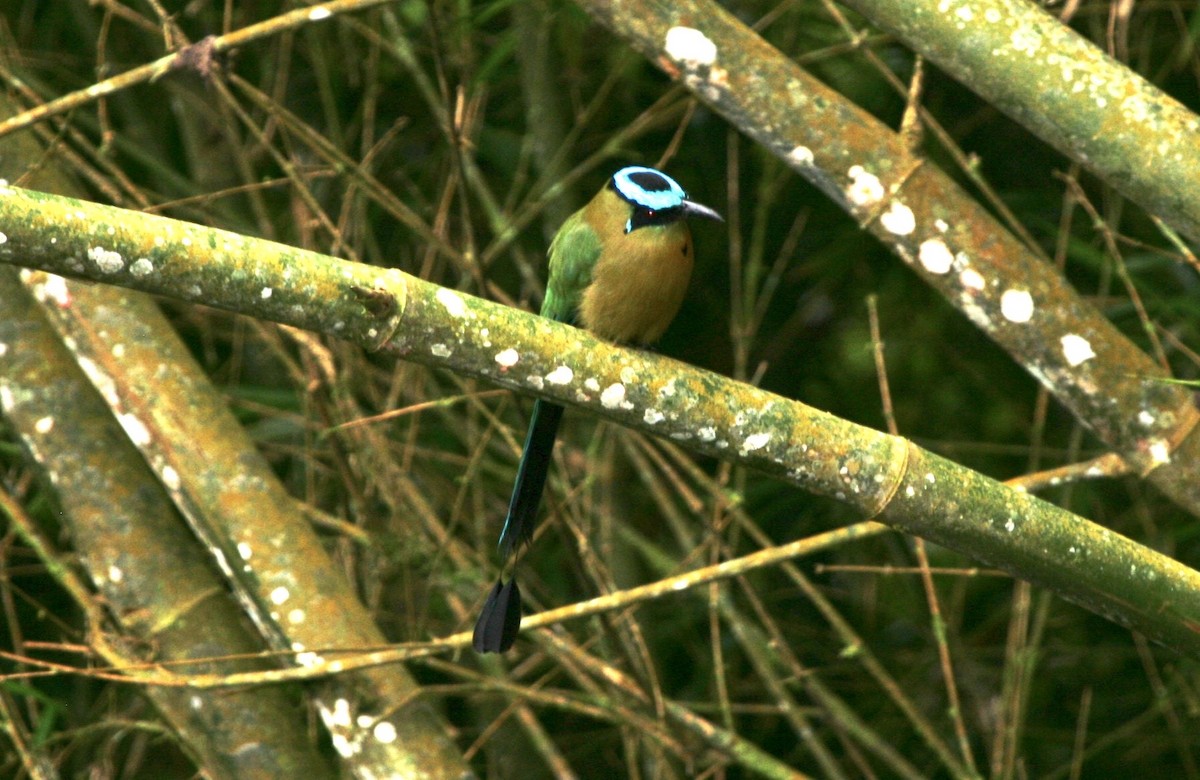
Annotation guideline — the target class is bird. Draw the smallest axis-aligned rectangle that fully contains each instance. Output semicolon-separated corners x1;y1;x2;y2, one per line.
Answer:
473;165;722;653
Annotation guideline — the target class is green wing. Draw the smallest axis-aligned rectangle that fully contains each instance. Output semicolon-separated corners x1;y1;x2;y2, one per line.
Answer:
542;209;600;323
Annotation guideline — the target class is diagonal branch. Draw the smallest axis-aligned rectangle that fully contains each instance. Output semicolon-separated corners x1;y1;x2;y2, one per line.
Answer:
575;0;1200;519
838;0;1200;246
2;184;1200;658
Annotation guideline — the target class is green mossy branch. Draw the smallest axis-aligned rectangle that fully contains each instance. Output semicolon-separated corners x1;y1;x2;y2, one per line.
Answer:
0;272;336;778
576;0;1200;518
840;0;1200;246
3;184;1200;658
0;101;469;776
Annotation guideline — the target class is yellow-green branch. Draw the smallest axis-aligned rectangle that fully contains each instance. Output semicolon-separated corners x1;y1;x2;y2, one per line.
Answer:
3;184;1200;658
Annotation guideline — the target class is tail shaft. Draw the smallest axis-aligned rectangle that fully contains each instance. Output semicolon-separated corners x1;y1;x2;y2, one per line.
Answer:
497;399;565;557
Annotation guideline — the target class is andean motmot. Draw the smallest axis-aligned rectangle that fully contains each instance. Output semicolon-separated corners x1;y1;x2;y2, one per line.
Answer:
473;166;722;653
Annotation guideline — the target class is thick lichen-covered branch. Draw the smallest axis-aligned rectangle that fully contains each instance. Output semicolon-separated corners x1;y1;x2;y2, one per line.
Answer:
0;148;468;777
0;272;336;778
2;185;1200;658
839;0;1200;246
575;0;1200;519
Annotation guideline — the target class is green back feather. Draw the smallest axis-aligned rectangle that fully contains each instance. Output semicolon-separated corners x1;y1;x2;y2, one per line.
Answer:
542;209;601;323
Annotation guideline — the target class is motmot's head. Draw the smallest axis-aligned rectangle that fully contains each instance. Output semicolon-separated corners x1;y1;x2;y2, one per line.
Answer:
608;166;723;234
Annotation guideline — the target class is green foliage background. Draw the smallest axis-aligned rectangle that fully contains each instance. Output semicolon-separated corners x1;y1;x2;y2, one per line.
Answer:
2;0;1199;777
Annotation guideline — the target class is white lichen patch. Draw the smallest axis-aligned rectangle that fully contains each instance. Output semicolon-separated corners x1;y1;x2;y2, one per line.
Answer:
846;165;884;207
88;245;124;274
1060;334;1095;366
330;698;352;728
329;731;356;758
664;26;717;67
788;146;815;166
584;377;601;392
260;287;273;299
161;465;181;491
1117;94;1151;126
959;298;990;331
1011;25;1043;56
287;608;305;625
999;289;1034;323
34;416;54;434
960;268;985;290
38;274;71;306
698;426;717;442
619;366;638;384
495;348;519;368
658;380;677;398
270;586;290;605
430;343;452;358
1148;439;1171;465
545;365;574;385
237;542;253;560
1137;410;1155;427
108;565;123;583
644;408;665;424
308;5;332;20
435;287;468;318
129;257;154;277
918;239;954;274
600;383;626;409
880;202;916;236
741;432;771;452
119;412;152;446
373;721;397;744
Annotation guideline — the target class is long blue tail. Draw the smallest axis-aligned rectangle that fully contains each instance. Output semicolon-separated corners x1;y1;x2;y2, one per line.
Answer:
497;399;565;557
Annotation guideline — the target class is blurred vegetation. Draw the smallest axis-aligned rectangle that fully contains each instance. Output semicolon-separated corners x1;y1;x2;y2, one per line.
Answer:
2;0;1200;777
